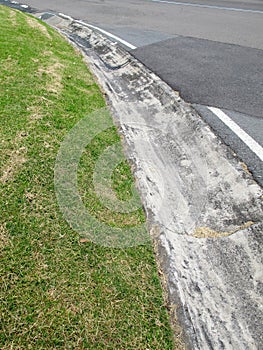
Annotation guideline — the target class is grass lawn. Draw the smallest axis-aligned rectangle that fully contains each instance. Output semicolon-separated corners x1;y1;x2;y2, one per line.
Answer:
0;6;183;349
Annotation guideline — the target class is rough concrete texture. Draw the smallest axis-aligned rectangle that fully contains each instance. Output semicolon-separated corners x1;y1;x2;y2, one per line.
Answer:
42;14;263;349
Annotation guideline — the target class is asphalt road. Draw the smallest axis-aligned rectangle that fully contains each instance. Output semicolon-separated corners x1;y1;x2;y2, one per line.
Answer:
12;0;263;49
1;3;262;348
4;0;263;184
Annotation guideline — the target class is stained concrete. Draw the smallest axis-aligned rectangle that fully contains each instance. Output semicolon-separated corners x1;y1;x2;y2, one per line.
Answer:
39;13;263;350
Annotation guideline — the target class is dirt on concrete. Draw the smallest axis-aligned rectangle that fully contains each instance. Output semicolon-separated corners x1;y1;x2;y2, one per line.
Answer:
38;12;263;350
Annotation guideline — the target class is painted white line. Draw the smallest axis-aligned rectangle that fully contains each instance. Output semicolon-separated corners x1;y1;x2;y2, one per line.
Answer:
75;20;137;50
56;12;262;163
57;13;137;49
151;0;263;14
208;107;263;162
59;12;137;50
42;12;138;59
58;12;73;20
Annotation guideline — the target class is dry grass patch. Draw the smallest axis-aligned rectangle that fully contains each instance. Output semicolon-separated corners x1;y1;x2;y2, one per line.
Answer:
1;55;18;71
0;222;10;250
26;104;44;121
25;15;51;39
7;8;17;25
37;58;65;95
0;147;27;184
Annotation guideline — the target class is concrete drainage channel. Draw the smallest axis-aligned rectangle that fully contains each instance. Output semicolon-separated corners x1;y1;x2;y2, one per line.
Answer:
3;2;263;348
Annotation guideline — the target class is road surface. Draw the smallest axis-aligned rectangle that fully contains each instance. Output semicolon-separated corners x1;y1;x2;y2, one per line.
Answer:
1;2;263;349
4;0;263;185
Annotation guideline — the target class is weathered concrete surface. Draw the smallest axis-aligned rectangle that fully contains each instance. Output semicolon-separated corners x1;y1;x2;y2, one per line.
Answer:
41;14;263;349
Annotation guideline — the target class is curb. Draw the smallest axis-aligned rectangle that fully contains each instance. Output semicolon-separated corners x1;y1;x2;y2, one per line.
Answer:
41;13;263;349
2;3;262;348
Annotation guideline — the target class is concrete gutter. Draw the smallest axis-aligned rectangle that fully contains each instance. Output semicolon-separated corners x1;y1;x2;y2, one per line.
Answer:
36;12;263;350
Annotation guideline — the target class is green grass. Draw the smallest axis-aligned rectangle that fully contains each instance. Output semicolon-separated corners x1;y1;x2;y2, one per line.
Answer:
0;6;183;349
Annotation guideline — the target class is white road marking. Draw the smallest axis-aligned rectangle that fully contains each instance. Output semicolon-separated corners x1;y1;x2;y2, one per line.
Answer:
151;0;263;14
58;12;73;20
58;13;137;49
208;107;263;162
75;20;137;50
58;13;263;163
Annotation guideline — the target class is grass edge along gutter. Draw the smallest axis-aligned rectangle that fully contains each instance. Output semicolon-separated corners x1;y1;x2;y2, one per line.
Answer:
0;6;184;349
